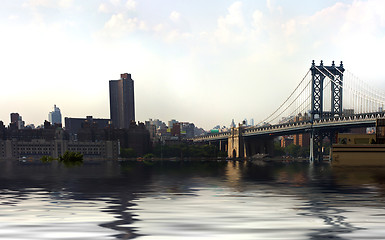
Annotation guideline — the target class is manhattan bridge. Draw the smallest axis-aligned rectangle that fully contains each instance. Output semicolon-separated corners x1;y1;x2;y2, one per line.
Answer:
193;60;385;162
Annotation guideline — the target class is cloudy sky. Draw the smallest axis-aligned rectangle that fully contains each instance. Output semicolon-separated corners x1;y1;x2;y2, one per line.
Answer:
1;0;385;130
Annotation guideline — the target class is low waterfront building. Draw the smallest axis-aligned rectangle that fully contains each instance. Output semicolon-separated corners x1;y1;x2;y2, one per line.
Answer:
281;136;294;148
0;121;119;160
0;139;119;160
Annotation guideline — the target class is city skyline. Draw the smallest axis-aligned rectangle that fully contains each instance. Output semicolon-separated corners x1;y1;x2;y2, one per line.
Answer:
1;0;385;130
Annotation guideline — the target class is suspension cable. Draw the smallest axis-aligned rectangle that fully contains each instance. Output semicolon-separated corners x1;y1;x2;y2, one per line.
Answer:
257;70;311;125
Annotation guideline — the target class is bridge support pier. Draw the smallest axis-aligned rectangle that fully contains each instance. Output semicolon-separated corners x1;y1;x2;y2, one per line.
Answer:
227;125;274;159
244;137;274;158
309;138;313;162
310;129;338;162
227;126;246;158
309;130;323;162
219;140;227;152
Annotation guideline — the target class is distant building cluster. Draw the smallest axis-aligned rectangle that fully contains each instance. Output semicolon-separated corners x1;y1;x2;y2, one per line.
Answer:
0;120;118;159
277;109;365;153
279;113;311;149
0;73;146;159
0;73;214;160
144;118;206;145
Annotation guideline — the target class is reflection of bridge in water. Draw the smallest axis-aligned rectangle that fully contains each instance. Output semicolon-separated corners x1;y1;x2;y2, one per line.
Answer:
193;61;385;161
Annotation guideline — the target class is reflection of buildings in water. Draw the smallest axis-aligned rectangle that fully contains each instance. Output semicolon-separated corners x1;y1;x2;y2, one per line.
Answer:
299;201;363;239
0;161;152;239
297;166;385;239
332;167;385;188
3;161;385;239
225;161;245;189
276;170;307;186
99;195;139;239
239;162;373;238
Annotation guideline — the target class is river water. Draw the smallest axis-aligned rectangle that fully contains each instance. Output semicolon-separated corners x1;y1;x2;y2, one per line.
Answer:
1;159;385;240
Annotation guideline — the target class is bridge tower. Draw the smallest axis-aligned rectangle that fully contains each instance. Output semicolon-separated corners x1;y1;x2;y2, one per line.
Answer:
310;60;344;120
227;125;246;158
310;60;345;162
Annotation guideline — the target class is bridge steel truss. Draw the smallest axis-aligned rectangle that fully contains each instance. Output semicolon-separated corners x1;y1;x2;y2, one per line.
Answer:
192;112;385;161
310;60;345;162
310;60;345;121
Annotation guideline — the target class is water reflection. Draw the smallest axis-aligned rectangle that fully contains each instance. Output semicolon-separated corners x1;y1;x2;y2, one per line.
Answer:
0;160;385;239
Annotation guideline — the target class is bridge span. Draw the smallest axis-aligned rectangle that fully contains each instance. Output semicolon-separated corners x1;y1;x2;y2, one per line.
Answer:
192;61;385;161
193;111;385;161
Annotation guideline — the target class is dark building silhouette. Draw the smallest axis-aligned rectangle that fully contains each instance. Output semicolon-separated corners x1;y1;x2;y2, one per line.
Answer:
0;121;5;140
75;121;151;156
109;73;135;129
65;116;110;139
10;113;19;124
10;113;24;129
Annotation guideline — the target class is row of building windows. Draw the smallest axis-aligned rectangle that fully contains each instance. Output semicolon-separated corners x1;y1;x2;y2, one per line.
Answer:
19;152;51;155
68;148;104;154
18;147;52;151
68;144;104;148
0;141;118;159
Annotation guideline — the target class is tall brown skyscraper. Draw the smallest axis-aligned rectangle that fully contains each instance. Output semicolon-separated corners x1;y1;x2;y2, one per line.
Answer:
109;73;135;129
10;113;19;124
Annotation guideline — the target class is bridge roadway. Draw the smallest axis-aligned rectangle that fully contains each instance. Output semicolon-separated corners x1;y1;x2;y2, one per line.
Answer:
193;112;385;142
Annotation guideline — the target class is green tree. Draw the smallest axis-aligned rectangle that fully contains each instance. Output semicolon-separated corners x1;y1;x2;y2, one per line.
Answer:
274;142;285;156
285;144;301;157
120;148;137;158
152;143;226;158
299;146;310;158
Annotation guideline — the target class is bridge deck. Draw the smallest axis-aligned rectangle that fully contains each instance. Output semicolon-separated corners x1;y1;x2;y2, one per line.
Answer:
193;112;385;142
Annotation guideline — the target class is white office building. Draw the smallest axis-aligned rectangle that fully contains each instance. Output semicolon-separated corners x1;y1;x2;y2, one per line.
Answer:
48;105;62;125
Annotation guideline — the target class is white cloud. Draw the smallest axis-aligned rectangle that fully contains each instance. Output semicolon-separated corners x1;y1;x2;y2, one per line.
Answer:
165;30;192;43
97;13;147;38
266;0;274;12
8;15;19;20
110;0;121;6
98;3;109;13
126;0;136;10
58;0;73;8
281;19;296;36
22;0;73;9
215;1;246;43
252;10;264;33
170;11;180;22
98;0;136;14
22;0;50;7
105;13;138;31
153;23;164;33
222;1;244;28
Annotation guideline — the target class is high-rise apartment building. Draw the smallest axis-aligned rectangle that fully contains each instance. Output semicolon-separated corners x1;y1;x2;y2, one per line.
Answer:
109;73;135;129
48;105;62;125
10;113;24;129
10;113;19;124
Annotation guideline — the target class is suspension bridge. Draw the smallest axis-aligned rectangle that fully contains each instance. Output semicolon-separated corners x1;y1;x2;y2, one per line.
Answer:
193;60;385;161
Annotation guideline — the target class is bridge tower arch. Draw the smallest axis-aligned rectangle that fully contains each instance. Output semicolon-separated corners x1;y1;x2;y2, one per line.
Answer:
310;60;345;162
310;60;345;121
227;125;246;158
232;149;237;158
